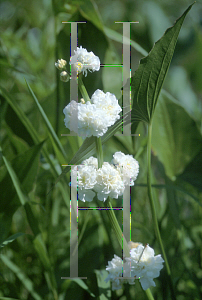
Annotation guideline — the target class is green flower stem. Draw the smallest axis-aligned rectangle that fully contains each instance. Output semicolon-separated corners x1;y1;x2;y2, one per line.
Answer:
78;76;91;103
95;137;103;168
145;287;155;300
147;122;176;299
94;136;129;256
106;199;130;257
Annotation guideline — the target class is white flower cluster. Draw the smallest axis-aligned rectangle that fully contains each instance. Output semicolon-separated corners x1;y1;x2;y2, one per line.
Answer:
72;152;139;202
63;89;122;138
105;243;164;291
70;46;100;76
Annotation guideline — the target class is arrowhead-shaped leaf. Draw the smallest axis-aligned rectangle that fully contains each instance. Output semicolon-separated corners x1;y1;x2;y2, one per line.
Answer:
131;3;195;124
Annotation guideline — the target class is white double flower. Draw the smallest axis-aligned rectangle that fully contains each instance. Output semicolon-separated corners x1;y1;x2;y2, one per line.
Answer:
63;89;122;138
72;153;139;202
70;46;100;76
105;243;164;291
112;152;140;186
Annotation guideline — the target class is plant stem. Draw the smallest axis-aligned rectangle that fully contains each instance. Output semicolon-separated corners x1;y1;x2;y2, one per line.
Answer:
95;137;103;168
145;288;155;300
106;199;130;257
94;137;129;256
147;121;176;299
78;76;91;103
54;12;60;135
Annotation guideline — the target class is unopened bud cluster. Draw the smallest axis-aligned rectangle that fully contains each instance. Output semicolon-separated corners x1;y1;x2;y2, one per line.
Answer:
55;59;70;82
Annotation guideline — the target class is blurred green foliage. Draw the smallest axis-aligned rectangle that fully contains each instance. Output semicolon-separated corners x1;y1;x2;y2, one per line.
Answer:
0;0;202;299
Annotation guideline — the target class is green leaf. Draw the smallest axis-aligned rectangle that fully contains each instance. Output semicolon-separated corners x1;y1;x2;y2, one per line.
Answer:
24;202;40;236
0;86;59;179
1;152;41;237
131;3;194;124
0;296;20;300
79;0;104;32
71;278;95;297
33;234;52;271
0;232;25;249
34;234;57;292
136;183;202;208
0;58;28;74
25;80;67;160
0;213;13;246
0;141;44;209
152;91;202;180
0;142;43;241
4;123;29;154
0;254;42;300
0;87;38;144
179;150;202;191
165;177;181;229
95;270;111;300
2;152;28;206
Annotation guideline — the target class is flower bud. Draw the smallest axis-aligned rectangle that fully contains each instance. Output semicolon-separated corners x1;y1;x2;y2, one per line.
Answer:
60;71;70;82
55;59;67;70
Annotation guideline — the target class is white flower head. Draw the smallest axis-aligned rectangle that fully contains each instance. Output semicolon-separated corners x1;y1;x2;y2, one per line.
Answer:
106;243;164;291
77;101;109;137
63;100;109;138
126;244;164;290
55;59;67;70
105;254;135;290
77;165;97;190
73;164;97;202
94;162;125;202
91;89;122;126
82;156;98;169
63;88;121;138
112;152;139;186
70;46;100;77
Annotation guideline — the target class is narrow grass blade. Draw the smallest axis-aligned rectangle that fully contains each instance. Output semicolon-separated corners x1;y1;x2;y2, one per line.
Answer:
25;80;67;159
2;153;27;206
71;279;95;297
0;254;42;300
0;233;25;249
0;298;21;300
0;86;58;179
